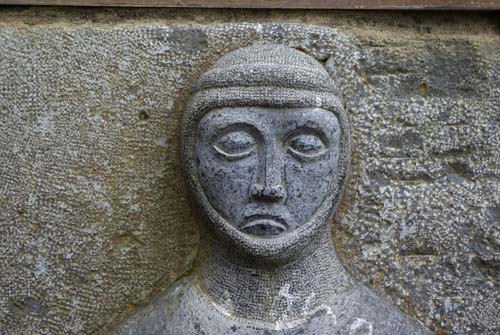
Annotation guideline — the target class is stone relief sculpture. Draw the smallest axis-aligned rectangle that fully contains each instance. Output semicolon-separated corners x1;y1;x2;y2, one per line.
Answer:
113;44;429;335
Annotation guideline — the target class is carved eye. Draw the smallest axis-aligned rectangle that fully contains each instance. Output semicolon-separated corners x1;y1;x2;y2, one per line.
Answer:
288;133;327;157
214;131;256;159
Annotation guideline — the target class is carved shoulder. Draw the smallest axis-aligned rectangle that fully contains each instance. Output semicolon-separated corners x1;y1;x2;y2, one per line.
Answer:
327;285;430;335
112;279;429;335
111;277;196;335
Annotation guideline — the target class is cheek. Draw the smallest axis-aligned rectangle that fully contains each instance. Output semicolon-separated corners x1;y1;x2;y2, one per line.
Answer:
284;154;337;225
197;151;258;223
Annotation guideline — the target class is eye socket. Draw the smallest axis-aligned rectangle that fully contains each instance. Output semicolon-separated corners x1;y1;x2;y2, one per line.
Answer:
213;130;256;159
288;133;327;157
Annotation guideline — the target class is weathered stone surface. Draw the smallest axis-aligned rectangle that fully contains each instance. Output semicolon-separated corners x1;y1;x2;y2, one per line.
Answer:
111;43;427;335
0;8;498;335
114;277;427;335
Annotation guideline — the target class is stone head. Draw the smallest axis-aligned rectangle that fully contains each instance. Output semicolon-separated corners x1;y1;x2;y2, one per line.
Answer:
182;44;350;261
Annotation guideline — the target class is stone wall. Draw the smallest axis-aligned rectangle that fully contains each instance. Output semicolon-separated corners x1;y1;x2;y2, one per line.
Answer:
0;7;498;335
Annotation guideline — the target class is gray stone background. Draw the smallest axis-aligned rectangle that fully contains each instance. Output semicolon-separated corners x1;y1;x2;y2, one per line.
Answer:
0;7;498;335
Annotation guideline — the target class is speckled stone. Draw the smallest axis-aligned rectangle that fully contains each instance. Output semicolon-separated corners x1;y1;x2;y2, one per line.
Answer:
113;277;427;335
111;44;428;335
0;8;498;335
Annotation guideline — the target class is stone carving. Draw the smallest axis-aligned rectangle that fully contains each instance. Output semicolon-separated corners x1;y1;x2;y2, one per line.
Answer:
113;44;429;335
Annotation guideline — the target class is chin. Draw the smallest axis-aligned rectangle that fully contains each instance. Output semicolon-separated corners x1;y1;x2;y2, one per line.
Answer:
209;213;331;265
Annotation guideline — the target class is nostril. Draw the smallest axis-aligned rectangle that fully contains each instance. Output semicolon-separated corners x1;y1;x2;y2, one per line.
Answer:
262;185;285;200
276;185;285;196
250;184;265;198
250;184;286;201
269;185;285;199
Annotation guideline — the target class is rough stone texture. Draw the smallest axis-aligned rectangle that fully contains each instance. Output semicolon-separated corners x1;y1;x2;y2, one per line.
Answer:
0;8;498;335
113;277;428;335
111;44;427;334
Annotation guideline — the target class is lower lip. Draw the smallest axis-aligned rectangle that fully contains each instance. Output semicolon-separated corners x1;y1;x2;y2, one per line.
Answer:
240;219;287;237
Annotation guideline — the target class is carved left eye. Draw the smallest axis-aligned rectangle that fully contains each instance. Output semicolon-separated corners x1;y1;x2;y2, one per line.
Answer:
214;131;256;159
288;134;327;157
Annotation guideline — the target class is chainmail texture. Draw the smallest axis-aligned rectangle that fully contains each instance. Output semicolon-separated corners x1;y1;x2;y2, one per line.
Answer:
182;44;351;261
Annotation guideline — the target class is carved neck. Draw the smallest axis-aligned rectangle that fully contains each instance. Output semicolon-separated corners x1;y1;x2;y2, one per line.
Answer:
193;226;354;326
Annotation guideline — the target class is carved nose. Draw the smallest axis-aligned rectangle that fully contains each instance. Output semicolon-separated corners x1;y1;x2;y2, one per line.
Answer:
250;184;286;202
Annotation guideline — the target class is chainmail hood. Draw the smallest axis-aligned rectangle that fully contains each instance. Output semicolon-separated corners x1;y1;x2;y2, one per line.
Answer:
182;44;351;262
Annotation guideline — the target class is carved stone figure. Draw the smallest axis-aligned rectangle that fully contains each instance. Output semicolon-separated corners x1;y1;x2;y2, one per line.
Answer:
113;44;429;335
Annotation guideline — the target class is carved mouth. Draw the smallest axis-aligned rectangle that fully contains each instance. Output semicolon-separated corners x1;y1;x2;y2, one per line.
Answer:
240;215;288;237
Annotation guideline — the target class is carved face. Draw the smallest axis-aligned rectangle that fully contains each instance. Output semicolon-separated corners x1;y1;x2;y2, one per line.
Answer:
196;107;340;238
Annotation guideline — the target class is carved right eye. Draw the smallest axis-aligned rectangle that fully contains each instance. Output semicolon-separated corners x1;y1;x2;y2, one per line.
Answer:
213;131;256;159
288;133;327;157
